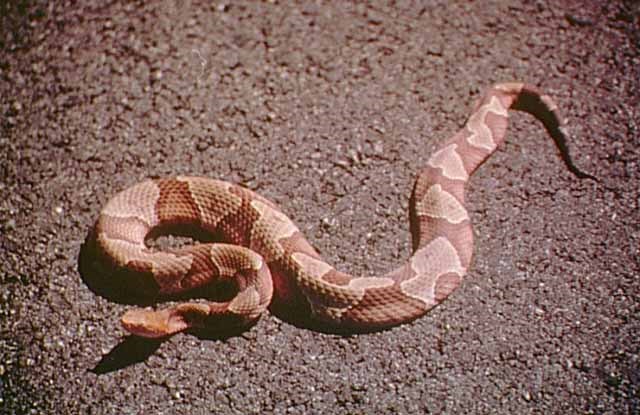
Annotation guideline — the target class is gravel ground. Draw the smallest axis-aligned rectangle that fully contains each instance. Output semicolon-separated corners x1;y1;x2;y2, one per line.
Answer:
1;1;638;414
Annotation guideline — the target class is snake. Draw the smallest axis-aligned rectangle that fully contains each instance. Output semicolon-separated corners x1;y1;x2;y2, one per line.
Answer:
93;82;591;338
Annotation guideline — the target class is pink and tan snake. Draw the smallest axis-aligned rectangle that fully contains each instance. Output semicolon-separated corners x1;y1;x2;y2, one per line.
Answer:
93;82;591;338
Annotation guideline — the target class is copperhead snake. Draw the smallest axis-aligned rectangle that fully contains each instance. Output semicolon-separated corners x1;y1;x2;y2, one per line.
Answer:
93;82;591;338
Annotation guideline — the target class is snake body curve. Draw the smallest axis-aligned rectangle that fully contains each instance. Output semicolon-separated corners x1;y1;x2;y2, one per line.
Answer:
94;82;580;338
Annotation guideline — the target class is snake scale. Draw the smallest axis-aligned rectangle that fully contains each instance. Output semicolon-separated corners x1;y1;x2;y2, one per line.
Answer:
93;82;589;338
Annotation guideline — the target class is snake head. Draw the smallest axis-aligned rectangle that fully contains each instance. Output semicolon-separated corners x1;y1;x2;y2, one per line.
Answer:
121;303;210;338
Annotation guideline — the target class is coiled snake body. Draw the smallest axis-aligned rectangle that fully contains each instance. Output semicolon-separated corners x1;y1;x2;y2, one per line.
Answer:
94;83;587;338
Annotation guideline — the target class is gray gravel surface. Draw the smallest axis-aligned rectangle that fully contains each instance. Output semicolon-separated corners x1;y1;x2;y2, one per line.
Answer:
1;1;638;414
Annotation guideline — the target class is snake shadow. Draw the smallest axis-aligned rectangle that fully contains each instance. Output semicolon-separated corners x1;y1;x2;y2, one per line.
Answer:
89;335;162;374
89;326;257;375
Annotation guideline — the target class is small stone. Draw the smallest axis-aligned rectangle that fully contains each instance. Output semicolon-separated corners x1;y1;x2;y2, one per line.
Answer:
4;219;16;231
